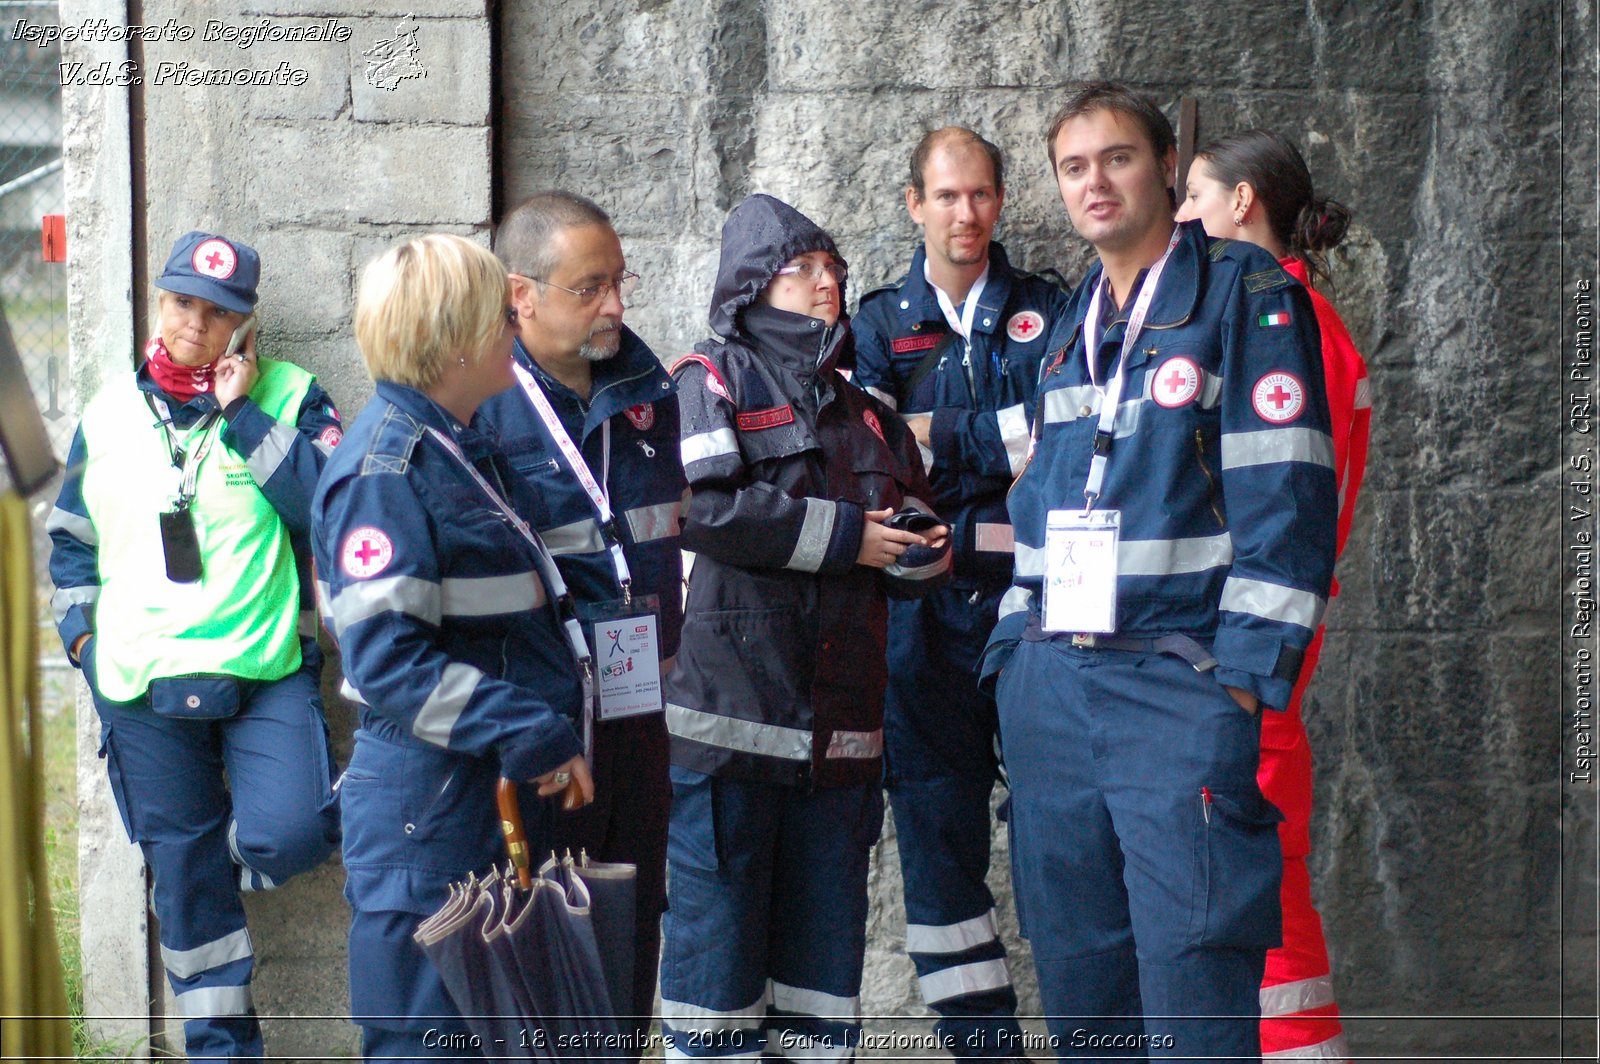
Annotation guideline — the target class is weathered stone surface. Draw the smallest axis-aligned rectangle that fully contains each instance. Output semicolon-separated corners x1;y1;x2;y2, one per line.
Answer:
349;16;488;125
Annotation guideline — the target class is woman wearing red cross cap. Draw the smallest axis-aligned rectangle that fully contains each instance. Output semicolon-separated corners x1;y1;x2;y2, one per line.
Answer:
1179;131;1371;1064
47;229;343;1060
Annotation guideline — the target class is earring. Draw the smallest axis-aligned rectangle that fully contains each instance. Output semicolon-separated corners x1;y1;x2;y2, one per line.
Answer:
458;356;467;367
1233;212;1246;227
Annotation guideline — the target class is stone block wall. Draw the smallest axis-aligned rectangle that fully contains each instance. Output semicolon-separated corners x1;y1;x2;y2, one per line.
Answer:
59;0;1593;1058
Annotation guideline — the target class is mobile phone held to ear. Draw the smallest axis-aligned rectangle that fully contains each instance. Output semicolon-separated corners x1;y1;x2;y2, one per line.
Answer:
226;314;258;360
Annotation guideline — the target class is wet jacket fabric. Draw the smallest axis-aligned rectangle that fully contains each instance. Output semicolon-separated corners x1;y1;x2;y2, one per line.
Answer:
987;221;1338;711
853;242;1071;583
665;194;950;790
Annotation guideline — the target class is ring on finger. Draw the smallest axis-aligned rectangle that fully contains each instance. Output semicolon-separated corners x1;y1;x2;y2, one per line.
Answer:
552;771;572;786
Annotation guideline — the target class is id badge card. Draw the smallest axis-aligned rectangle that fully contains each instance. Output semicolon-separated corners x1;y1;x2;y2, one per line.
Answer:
577;594;664;720
1041;509;1120;634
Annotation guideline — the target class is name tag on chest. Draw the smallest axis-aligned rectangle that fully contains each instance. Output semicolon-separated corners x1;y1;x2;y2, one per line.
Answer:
583;595;664;720
1041;509;1120;634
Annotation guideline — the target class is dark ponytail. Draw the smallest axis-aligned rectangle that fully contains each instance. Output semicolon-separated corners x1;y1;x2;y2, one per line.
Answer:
1195;130;1352;289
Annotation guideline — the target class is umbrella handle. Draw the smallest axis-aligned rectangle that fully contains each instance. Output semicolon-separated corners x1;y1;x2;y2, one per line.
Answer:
495;778;534;890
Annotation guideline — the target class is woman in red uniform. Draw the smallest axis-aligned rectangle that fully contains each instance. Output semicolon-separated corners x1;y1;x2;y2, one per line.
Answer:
1178;130;1370;1062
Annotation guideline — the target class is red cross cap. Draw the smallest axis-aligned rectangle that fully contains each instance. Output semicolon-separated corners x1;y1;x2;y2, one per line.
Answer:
191;238;238;280
1006;310;1045;343
1251;371;1306;424
1152;356;1201;409
341;526;395;579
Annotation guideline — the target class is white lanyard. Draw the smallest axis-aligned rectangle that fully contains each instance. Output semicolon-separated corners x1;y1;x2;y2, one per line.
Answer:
148;395;220;503
927;260;990;342
513;363;633;599
424;426;596;736
1077;227;1182;510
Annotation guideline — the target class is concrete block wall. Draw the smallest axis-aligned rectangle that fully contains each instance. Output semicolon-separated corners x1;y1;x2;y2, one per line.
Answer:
57;0;1593;1058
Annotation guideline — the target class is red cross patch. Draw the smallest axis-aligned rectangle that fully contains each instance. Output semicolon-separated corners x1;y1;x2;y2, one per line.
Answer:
192;238;238;279
1152;356;1201;409
862;408;886;443
624;403;655;431
1251;372;1306;423
318;426;343;448
1006;311;1045;343
341;526;394;579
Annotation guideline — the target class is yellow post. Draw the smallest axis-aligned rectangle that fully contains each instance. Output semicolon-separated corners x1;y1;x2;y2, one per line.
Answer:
0;489;73;1057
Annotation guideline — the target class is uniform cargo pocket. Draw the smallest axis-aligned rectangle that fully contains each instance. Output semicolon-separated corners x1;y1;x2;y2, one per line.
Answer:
1190;788;1283;950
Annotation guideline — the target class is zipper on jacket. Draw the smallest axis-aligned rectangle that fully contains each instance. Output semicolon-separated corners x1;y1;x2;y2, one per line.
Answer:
1193;428;1226;528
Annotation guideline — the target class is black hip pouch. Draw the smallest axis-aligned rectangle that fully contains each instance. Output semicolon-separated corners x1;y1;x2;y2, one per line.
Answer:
149;675;241;719
159;505;203;583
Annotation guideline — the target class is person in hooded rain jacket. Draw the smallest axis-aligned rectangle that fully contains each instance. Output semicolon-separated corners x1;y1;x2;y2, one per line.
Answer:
659;193;951;1062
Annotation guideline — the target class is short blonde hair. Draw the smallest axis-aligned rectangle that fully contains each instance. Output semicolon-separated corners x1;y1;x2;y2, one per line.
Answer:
355;234;508;391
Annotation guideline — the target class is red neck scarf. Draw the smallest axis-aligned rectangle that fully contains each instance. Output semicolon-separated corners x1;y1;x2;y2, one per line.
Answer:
143;335;216;402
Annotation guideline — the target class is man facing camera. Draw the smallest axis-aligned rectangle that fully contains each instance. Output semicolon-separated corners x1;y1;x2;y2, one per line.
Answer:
983;84;1337;1061
852;126;1069;1059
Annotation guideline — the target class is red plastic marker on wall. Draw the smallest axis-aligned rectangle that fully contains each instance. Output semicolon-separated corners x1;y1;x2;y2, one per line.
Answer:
41;215;66;262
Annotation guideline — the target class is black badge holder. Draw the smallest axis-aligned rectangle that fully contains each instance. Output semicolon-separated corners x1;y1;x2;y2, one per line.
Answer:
146;393;219;584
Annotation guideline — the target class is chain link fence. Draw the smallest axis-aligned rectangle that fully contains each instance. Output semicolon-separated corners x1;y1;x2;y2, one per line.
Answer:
1;1;66;630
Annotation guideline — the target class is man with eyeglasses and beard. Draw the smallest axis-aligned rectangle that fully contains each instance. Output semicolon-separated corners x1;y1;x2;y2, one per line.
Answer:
480;190;686;1057
852;126;1069;1060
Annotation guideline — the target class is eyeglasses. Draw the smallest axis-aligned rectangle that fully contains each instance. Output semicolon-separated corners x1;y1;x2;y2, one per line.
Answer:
526;270;640;306
775;260;847;285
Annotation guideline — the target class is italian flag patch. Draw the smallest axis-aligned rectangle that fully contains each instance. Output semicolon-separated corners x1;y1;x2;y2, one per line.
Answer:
1258;311;1292;327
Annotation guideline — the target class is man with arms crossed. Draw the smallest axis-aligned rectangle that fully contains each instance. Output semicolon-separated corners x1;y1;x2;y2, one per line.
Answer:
982;84;1336;1061
853;126;1068;1059
482;191;686;1057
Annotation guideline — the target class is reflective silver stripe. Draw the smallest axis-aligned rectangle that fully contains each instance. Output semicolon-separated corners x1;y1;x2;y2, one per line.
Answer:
51;585;99;624
1220;576;1326;629
245;421;299;485
681;427;739;466
175;984;254;1018
238;864;276;893
865;386;897;410
46;505;97;546
161;928;253;979
542;516;606;556
1198;369;1225;409
917;957;1012;1006
666;702;812;762
1221;428;1335;471
624;499;683;543
339;679;369;706
974;522;1014;552
666;1050;762;1064
1262;1032;1350;1060
661;989;769;1028
824;728;883;759
441;572;543;616
771;979;859;1020
786;498;836;573
917;440;935;471
1120;533;1234;576
315;580;333;626
997;586;1031;621
1041;384;1099;425
1014;541;1045;578
329;575;440;637
311;436;336;458
412;662;484;747
886;552;951;582
996;403;1030;476
1259;974;1337;1019
1353;377;1372;410
905;909;999;955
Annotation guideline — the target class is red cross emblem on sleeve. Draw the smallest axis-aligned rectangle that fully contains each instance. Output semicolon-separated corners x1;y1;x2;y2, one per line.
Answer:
341;526;395;578
1006;310;1045;343
1251;372;1306;423
1152;356;1201;408
191;238;238;279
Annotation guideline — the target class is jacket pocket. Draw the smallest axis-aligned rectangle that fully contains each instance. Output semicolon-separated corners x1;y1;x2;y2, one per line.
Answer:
1190;787;1284;949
